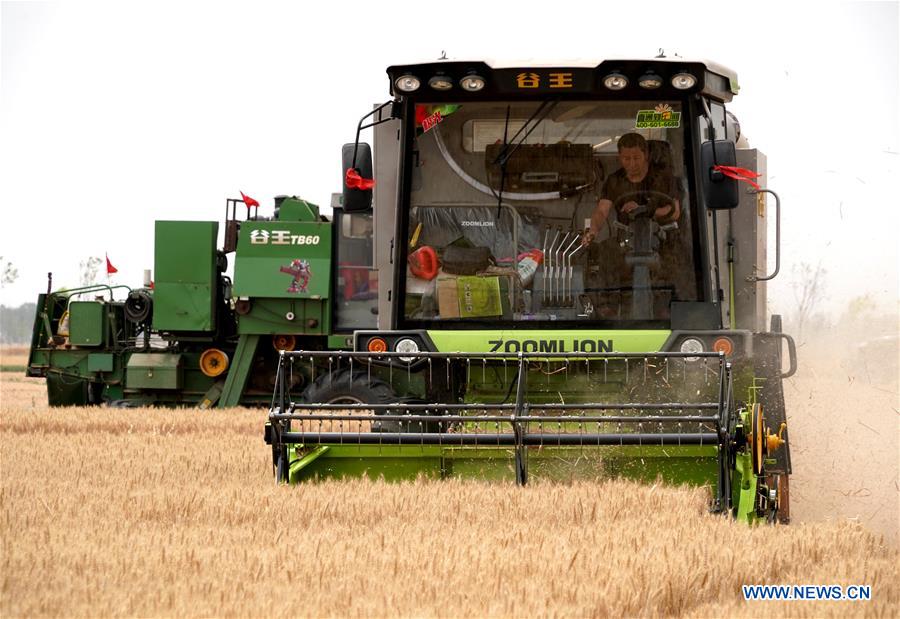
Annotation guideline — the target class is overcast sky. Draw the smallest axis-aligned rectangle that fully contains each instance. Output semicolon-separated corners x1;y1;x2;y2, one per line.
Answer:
1;0;898;318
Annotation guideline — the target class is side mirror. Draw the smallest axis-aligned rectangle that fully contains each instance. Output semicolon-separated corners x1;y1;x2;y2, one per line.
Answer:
700;140;740;210
342;143;373;212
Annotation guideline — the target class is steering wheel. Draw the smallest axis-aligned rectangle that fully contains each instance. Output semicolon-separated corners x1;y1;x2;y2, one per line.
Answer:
615;190;678;222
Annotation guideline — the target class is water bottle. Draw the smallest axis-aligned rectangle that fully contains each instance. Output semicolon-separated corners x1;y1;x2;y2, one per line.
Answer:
517;250;543;287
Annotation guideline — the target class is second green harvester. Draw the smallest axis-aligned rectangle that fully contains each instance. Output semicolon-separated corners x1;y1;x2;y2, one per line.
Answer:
27;194;377;408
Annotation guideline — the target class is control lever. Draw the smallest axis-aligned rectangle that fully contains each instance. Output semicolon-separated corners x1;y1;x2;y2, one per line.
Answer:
540;226;550;303
545;227;561;305
554;231;571;304
559;234;581;305
658;221;678;241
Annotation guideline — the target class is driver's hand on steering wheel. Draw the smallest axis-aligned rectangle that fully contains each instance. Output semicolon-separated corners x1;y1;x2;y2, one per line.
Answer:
621;200;641;214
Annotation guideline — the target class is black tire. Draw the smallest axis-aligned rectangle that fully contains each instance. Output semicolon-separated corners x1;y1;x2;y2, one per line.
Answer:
300;368;395;407
108;399;144;409
299;369;447;433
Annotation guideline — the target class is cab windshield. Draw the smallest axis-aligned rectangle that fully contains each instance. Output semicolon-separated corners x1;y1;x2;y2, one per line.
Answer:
402;100;700;325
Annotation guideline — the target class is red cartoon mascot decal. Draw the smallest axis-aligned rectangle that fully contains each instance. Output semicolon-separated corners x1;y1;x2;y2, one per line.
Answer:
280;259;312;293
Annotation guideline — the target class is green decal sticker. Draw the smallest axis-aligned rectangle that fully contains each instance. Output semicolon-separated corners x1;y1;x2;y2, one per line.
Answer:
635;104;682;129
457;276;502;318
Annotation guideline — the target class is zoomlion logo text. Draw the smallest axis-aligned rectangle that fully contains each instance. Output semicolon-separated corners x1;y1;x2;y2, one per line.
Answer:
250;230;321;245
488;339;614;353
635;104;682;129
461;221;494;228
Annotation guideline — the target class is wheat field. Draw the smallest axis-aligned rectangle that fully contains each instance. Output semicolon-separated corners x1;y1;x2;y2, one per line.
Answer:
1;345;898;618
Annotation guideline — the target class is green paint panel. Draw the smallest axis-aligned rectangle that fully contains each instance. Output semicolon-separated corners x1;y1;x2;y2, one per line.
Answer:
88;353;114;372
68;302;106;347
236;298;329;335
153;221;218;332
277;197;319;222
126;353;183;390
328;334;354;349
427;330;671;354
233;221;332;299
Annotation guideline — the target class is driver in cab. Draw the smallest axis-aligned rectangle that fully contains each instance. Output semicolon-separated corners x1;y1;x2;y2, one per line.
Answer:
582;132;680;245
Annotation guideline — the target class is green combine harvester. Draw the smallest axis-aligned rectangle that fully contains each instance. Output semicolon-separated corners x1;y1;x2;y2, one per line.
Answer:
27;195;371;408
28;56;796;523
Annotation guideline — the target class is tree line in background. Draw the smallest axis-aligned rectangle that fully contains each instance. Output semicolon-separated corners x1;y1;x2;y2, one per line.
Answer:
0;303;36;345
0;256;106;344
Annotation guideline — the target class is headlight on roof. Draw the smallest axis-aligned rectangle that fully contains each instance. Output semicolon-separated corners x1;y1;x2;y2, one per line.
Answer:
602;72;628;90
638;71;663;89
395;74;421;93
671;72;697;90
428;75;453;91
459;74;485;92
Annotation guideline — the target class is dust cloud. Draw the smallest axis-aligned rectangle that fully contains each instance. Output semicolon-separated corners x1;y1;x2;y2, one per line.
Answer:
784;320;899;546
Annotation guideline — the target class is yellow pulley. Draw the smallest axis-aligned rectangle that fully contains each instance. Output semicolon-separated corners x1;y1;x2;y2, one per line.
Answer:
767;423;787;454
199;348;229;377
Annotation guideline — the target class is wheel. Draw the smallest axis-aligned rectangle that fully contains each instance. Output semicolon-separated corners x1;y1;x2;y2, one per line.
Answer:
199;348;229;377
272;334;296;352
300;368;394;407
299;369;447;433
108;399;145;408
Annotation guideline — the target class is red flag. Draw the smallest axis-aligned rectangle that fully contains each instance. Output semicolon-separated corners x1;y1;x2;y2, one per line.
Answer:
345;168;376;190
712;165;762;190
240;191;260;209
106;254;118;275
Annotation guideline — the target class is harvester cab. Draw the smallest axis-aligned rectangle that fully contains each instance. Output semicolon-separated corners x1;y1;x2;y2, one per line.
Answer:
266;57;798;524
